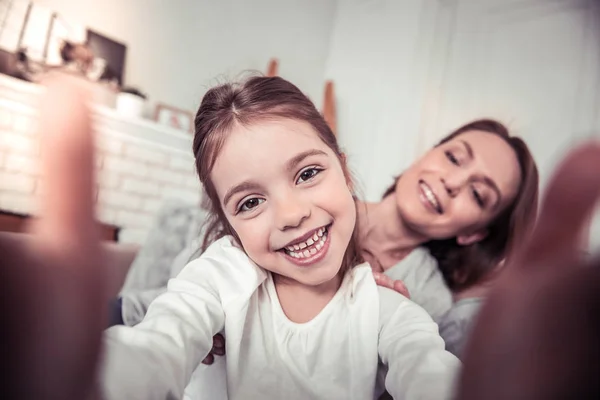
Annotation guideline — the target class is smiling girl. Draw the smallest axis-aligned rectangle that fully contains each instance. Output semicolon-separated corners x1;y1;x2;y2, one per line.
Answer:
101;76;459;400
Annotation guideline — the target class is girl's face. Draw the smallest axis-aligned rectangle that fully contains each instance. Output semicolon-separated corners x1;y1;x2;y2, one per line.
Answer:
211;118;356;288
394;130;522;243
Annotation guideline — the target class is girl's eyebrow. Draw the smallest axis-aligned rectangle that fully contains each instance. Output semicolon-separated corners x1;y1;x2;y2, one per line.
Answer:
285;149;327;173
223;180;261;207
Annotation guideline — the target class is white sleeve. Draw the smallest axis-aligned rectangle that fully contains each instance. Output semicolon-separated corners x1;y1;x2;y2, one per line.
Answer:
100;237;262;400
377;287;460;400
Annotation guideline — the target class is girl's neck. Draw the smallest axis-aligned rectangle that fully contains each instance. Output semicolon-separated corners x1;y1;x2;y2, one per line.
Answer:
357;197;428;269
274;273;342;324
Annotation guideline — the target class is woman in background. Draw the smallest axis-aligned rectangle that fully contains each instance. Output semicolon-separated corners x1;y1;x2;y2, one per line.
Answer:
361;119;538;356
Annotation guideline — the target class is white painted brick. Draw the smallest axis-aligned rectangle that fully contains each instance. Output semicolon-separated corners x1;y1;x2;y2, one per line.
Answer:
96;135;123;155
0;191;38;214
124;144;168;165
12;114;33;134
161;186;201;205
119;227;149;245
0;131;38;155
122;178;159;196
0;150;5;167
103;155;147;177
98;189;142;210
0;108;12;129
169;155;195;172
115;210;153;228
142;198;163;214
96;206;117;225
0;171;36;193
146;165;184;185
4;153;38;175
183;175;201;191
97;170;121;189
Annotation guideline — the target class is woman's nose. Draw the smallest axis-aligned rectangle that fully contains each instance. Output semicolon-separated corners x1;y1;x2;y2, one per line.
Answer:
442;173;470;197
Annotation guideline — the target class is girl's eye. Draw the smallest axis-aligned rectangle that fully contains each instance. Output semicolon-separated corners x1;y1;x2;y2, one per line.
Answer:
239;198;264;213
471;187;485;208
445;151;459;166
296;167;322;184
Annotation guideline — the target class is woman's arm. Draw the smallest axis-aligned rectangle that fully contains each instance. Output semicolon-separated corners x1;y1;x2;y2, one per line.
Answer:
377;288;460;399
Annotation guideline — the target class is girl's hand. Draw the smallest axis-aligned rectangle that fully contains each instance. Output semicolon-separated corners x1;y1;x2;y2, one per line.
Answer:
1;77;107;400
457;142;600;400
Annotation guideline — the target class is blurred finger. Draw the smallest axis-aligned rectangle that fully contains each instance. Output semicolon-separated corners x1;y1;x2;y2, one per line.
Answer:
372;272;394;290
32;78;97;244
201;354;214;365
393;280;410;298
519;142;600;267
213;334;225;349
212;347;225;356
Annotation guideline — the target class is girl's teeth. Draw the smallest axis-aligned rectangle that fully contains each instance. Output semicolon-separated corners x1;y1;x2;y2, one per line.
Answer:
284;227;329;258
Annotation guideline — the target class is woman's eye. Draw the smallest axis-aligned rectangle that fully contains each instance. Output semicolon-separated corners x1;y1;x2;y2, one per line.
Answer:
239;198;264;212
445;151;459;165
296;167;322;184
471;187;485;208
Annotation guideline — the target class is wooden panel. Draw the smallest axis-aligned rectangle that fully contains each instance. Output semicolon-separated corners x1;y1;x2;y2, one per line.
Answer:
323;80;337;137
266;58;279;77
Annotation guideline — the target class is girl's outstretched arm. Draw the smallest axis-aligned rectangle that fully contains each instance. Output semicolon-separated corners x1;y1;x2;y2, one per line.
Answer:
377;287;460;400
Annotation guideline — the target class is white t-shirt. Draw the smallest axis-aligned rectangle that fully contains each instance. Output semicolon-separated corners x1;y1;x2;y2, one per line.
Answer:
101;236;459;400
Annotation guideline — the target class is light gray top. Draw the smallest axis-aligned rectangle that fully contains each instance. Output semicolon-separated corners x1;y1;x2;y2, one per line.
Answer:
383;247;453;323
437;298;483;359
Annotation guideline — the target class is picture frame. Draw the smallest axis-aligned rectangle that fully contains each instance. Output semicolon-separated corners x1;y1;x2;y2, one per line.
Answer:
154;103;194;133
86;29;127;85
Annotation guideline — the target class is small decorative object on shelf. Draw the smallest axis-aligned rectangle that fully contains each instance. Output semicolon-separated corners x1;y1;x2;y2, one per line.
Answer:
116;86;146;118
154;103;194;133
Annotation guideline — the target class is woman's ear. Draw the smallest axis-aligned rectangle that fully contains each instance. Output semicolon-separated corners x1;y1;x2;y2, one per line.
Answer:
457;229;488;246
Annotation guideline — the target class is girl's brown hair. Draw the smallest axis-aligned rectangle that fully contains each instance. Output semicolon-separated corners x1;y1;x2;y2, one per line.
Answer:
192;76;362;273
383;119;539;291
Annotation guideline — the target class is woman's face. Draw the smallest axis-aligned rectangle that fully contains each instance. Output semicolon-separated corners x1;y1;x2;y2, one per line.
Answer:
394;130;522;243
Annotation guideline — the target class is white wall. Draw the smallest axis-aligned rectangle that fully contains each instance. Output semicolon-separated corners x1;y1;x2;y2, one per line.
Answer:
326;0;600;250
324;0;445;200
33;0;337;111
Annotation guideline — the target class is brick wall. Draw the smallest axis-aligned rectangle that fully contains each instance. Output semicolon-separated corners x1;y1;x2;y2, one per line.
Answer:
0;75;200;244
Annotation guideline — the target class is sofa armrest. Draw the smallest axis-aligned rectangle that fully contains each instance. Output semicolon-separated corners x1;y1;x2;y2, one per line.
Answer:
0;232;139;298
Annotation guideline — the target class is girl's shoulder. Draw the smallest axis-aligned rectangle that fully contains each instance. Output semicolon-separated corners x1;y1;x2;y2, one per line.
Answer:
173;236;267;306
345;264;421;319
